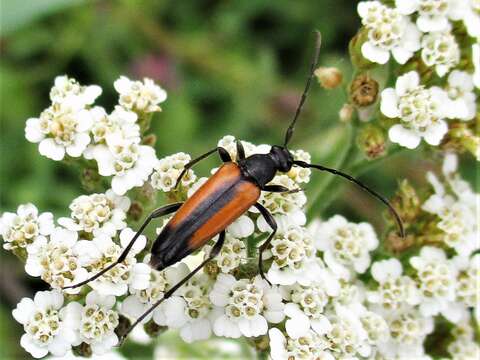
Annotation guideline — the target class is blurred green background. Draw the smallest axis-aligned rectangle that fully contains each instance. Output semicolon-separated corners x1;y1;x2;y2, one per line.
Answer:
0;1;477;359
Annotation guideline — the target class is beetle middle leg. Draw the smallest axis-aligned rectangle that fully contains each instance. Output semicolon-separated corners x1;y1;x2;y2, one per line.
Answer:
175;147;231;188
262;184;302;194
62;202;183;290
254;202;277;286
118;230;227;345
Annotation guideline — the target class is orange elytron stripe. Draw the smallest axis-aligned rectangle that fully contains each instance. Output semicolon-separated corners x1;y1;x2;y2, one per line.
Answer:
189;180;260;248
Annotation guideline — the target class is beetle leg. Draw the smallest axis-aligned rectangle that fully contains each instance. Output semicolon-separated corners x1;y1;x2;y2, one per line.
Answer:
236;140;245;160
118;230;226;346
254;202;277;286
62;202;183;290
175;147;231;189
262;184;302;194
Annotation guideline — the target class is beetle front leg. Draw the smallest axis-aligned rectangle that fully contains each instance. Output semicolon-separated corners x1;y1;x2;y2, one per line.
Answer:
62;202;183;290
254;202;277;286
175;147;231;189
118;230;226;345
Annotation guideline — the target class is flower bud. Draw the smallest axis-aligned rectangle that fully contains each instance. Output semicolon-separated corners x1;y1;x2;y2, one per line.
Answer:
314;67;343;89
72;343;92;358
389;179;420;225
339;103;355;122
144;320;168;338
128;201;144;222
114;315;131;339
385;232;415;254
80;167;102;193
142;133;157;147
357;124;386;159
350;73;379;107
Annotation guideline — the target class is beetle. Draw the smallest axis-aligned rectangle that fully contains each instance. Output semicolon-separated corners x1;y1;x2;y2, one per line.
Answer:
63;32;404;343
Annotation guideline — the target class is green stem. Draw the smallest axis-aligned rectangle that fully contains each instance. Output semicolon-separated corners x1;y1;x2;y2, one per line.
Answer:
306;121;358;219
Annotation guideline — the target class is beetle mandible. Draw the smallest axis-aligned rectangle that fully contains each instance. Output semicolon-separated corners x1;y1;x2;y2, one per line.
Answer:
63;32;404;343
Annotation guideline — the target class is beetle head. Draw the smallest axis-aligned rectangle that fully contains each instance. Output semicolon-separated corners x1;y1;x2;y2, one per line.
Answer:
270;145;294;173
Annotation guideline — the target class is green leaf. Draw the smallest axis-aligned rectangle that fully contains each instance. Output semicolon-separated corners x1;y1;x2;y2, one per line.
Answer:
0;0;86;36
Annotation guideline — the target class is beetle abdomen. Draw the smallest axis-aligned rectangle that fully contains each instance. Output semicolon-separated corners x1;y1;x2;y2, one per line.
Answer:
150;162;260;270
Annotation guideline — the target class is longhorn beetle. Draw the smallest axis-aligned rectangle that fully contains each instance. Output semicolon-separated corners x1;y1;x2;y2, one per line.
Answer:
63;32;404;344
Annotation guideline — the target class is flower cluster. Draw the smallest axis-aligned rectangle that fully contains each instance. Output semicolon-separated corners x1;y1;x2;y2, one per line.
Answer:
3;27;479;357
352;0;479;157
26;75;166;195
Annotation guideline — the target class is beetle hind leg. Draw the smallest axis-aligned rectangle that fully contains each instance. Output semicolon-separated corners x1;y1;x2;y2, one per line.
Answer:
118;230;227;346
254;202;277;286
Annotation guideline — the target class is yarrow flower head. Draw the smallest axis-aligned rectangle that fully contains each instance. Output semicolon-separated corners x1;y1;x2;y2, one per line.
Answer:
150;152;196;192
114;76;167;113
49;75;101;107
444;70;477;121
421;28;460;77
422;153;479;256
210;274;284;338
395;0;465;32
409;246;461;321
25;227;87;294
269;327;334;360
378;308;434;359
367;258;420;311
357;1;421;64
12;290;79;358
313;215;379;279
204;233;247;274
58;190;130;237
68;291;120;354
155;271;215;343
381;71;449;149
0;203;54;252
74;228;150;296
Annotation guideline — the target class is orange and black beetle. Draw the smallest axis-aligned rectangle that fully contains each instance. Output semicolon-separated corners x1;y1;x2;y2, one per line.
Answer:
64;32;404;341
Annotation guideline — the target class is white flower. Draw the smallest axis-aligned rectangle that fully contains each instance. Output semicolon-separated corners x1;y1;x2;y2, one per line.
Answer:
122;262;190;324
12;290;79;358
88;106;140;145
378;308;434;359
381;71;449;149
421;29;460;77
288;149;312;184
325;304;371;358
150;152;196;192
58;190;130;237
367;258;420;310
360;310;390;346
410;246;462;321
114;76;167;113
0;203;54;251
204;234;247;274
68;291;120;354
395;0;462;32
258;175;307;224
217;135;261;161
444;70;477;120
358;1;421;64
280;283;334;338
210;274;284;338
452;254;479;309
25;227;87;294
88;137;157;195
447;320;480;360
25;100;94;161
74;228;150;296
266;225;319;286
49;75;101;107
269;328;334;360
155;273;214;343
422;155;479;256
314;215;379;279
461;0;480;37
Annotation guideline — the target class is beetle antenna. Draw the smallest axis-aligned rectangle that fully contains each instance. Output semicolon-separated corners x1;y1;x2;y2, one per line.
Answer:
294;160;405;238
283;31;322;148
